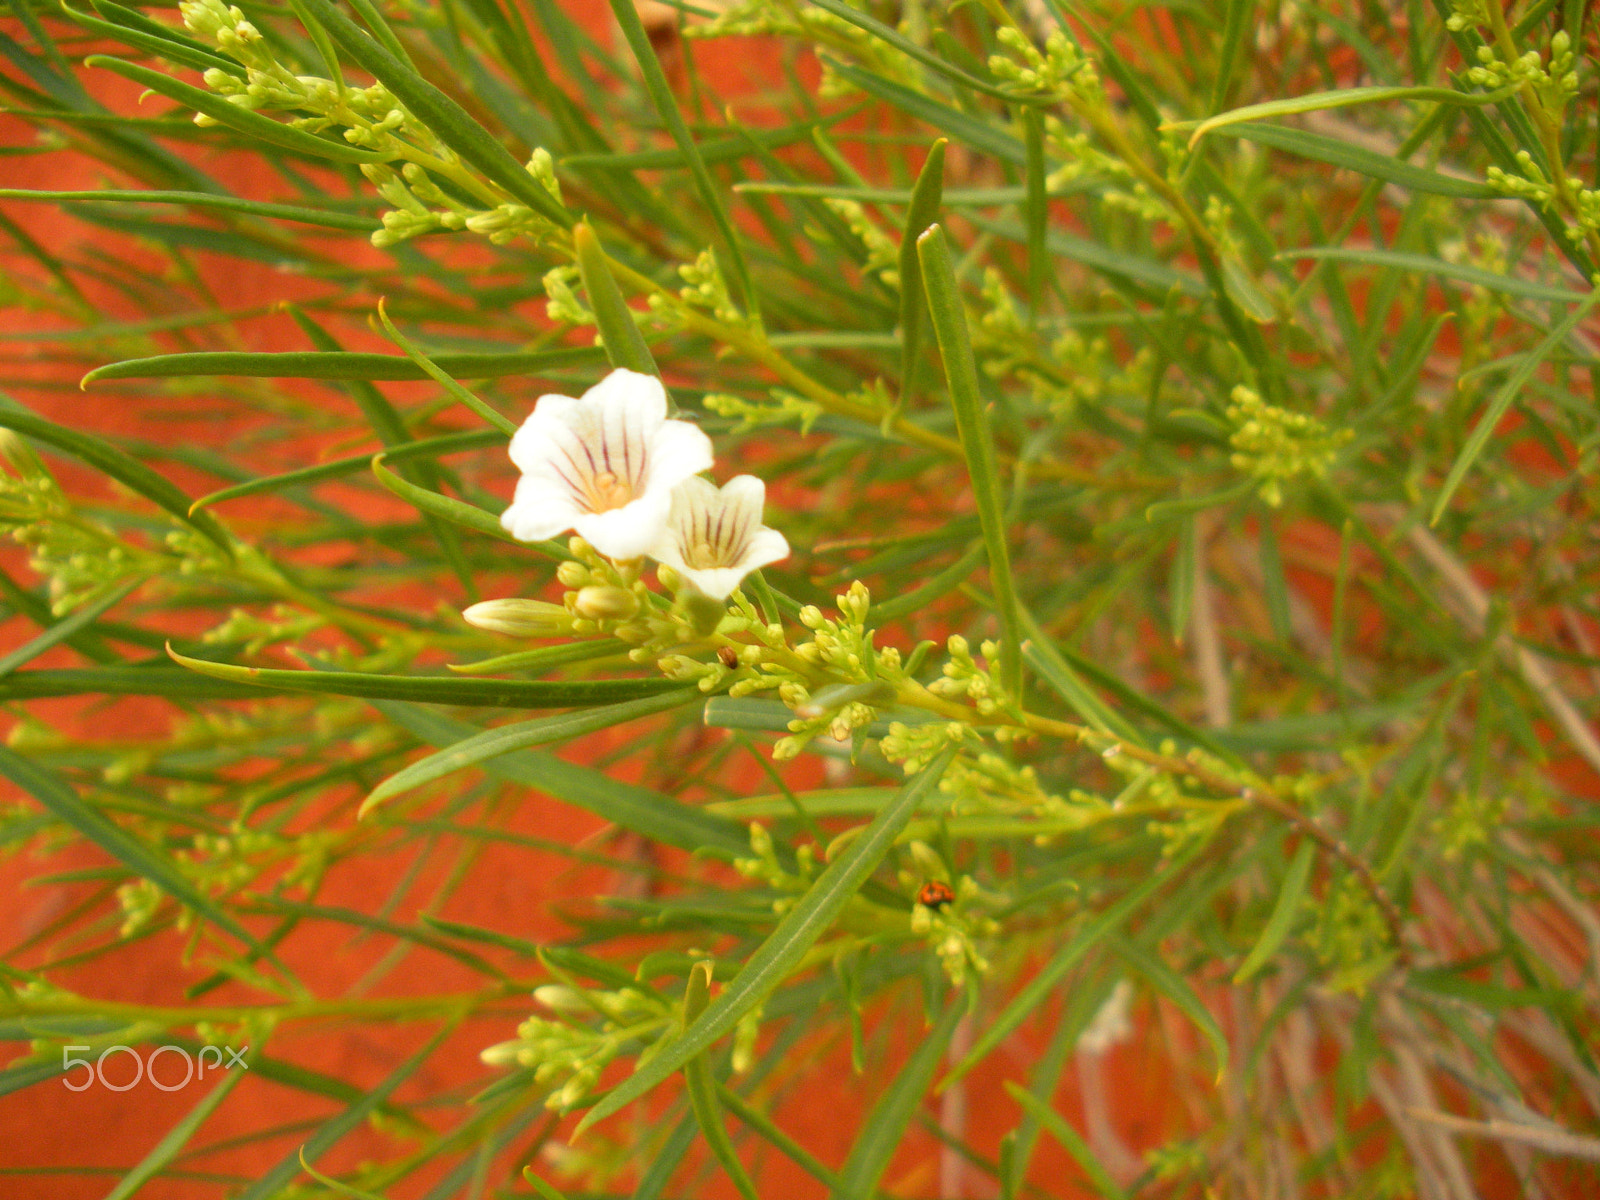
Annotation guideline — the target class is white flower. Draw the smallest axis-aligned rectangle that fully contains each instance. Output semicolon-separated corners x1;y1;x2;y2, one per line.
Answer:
500;368;713;560
653;475;790;600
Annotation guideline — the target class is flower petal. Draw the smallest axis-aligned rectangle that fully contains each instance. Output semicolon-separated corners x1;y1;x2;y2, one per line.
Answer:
500;368;715;559
652;474;789;599
645;418;715;491
501;473;584;543
574;486;674;560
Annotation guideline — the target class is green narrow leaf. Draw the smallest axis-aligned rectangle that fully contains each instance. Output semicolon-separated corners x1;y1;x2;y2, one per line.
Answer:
804;0;1045;106
290;304;475;598
83;347;606;384
1018;637;1144;746
192;430;501;512
1022;110;1047;323
0;576;143;679
0;407;231;553
1003;1082;1127;1200
1283;248;1590;303
167;645;683;708
573;747;956;1138
103;1069;246;1200
606;0;757;324
84;55;392;162
830;997;964;1200
1220;255;1276;323
64;4;245;78
522;1171;568;1200
822;58;1027;165
284;0;346;87
1180;83;1518;145
683;967;760;1200
1257;519;1292;644
895;139;945;414
232;1026;450;1200
0;744;263;951
0;665;262;701
1169;514;1196;644
871;540;982;623
1107;935;1227;1080
916;224;1022;695
1217;123;1500;199
715;1083;842;1190
1209;0;1254;114
1431;285;1600;523
372;701;754;858
295;0;571;227
344;0;413;65
0;187;379;230
971;215;1206;296
361;687;697;814
1234;838;1315;983
573;220;660;380
942;840;1203;1088
372;453;519;542
376;301;520;435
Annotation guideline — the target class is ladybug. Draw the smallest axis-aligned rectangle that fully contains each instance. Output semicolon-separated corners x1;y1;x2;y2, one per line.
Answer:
717;646;740;669
916;880;955;911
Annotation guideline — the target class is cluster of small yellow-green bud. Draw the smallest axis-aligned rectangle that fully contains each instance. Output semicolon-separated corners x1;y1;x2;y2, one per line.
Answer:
1465;35;1579;103
1443;0;1493;31
972;269;1112;414
978;267;1026;343
180;0;264;62
554;539;649;632
824;199;900;287
458;201;552;247
767;584;897;758
362;163;463;247
1430;787;1505;861
1226;385;1352;507
878;719;970;775
691;0;912;95
899;843;992;987
938;750;1061;819
701;389;824;435
163;526;233;579
203;604;323;655
542;264;593;327
1041;117;1170;224
733;821;818;915
15;518;143;616
690;0;856;40
1304;873;1393;993
988;25;1097;101
481;981;669;1111
1486;150;1600;242
116;826;307;935
649;247;748;329
184;0;412;144
116;877;165;937
928;635;1013;717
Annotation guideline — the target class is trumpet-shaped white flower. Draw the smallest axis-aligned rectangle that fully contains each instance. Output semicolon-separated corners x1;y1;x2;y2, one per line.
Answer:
653;475;790;600
501;369;713;560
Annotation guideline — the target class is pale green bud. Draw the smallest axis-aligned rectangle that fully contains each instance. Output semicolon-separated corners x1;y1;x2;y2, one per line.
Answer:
573;585;638;621
461;598;572;638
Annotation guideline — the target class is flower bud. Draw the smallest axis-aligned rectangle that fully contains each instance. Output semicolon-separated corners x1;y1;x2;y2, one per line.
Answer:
461;598;571;638
573;585;638;621
532;985;589;1014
